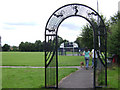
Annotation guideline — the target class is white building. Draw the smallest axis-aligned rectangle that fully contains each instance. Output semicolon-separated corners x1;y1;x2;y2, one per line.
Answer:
59;42;79;56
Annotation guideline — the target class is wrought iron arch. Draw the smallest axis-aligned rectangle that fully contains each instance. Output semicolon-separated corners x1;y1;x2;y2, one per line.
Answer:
45;3;107;89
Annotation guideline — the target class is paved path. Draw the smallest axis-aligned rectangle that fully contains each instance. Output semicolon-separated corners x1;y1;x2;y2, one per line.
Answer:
0;66;80;69
59;67;93;88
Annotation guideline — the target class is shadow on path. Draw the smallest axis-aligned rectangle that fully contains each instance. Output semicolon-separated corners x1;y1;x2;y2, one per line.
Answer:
59;67;93;88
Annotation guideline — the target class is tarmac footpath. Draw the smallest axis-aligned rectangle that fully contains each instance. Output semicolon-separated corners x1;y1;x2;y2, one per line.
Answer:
59;67;93;89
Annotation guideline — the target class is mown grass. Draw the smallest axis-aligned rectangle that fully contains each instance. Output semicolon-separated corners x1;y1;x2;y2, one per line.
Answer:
2;52;92;66
2;52;92;88
2;52;44;66
59;55;92;66
2;68;77;88
107;66;119;88
63;52;79;54
98;66;119;88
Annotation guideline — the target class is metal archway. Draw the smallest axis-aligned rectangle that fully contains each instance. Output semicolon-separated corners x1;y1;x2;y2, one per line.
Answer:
45;3;107;89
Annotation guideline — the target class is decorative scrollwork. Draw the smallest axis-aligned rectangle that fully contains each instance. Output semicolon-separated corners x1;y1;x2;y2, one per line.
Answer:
54;10;65;18
54;13;63;18
46;28;55;32
88;12;97;16
73;5;78;15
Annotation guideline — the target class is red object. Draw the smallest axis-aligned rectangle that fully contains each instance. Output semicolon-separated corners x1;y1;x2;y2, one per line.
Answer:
112;58;115;63
81;62;84;65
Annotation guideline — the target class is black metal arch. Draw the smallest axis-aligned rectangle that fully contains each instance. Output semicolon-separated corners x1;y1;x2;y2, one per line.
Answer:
45;3;107;89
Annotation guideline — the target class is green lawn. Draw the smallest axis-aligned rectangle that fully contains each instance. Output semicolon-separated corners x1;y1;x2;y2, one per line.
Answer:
2;52;92;66
97;66;119;88
1;52;92;88
2;68;77;88
2;52;44;66
107;66;119;88
62;52;79;54
2;52;119;88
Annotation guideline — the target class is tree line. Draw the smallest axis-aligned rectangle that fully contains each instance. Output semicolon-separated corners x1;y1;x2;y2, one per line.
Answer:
2;37;68;52
2;40;45;52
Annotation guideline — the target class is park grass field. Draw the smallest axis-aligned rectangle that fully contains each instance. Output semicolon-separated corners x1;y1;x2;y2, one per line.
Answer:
1;52;119;88
2;52;92;66
2;68;78;88
2;52;45;66
2;52;82;88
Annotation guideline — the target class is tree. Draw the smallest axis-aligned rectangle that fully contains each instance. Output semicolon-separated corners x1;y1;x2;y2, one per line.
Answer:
35;40;42;51
57;36;64;48
107;20;120;56
20;42;36;52
76;15;109;51
107;12;120;64
19;42;25;51
110;12;120;25
11;46;19;51
80;24;94;50
19;41;44;52
74;37;82;48
2;44;10;51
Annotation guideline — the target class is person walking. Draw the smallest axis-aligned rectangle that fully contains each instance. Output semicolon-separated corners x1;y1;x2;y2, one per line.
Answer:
91;49;97;68
83;47;90;70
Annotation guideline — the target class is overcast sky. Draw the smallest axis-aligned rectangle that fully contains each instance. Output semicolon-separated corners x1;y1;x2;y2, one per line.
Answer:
0;0;119;46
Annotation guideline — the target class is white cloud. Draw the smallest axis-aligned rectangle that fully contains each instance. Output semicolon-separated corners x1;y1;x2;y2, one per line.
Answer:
58;27;80;42
98;0;119;19
58;17;86;41
1;24;42;46
60;17;87;30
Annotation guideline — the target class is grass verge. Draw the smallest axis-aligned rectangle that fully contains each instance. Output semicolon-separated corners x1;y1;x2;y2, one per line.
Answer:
97;66;119;88
107;66;119;88
2;68;78;88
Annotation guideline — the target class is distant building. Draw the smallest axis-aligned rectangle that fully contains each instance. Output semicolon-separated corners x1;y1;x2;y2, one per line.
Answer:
59;42;79;56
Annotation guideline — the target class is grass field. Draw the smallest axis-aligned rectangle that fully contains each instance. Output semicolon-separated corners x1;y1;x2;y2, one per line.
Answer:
2;52;44;66
2;52;92;66
97;66;119;88
2;52;82;88
107;66;119;88
2;68;77;88
1;52;119;88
